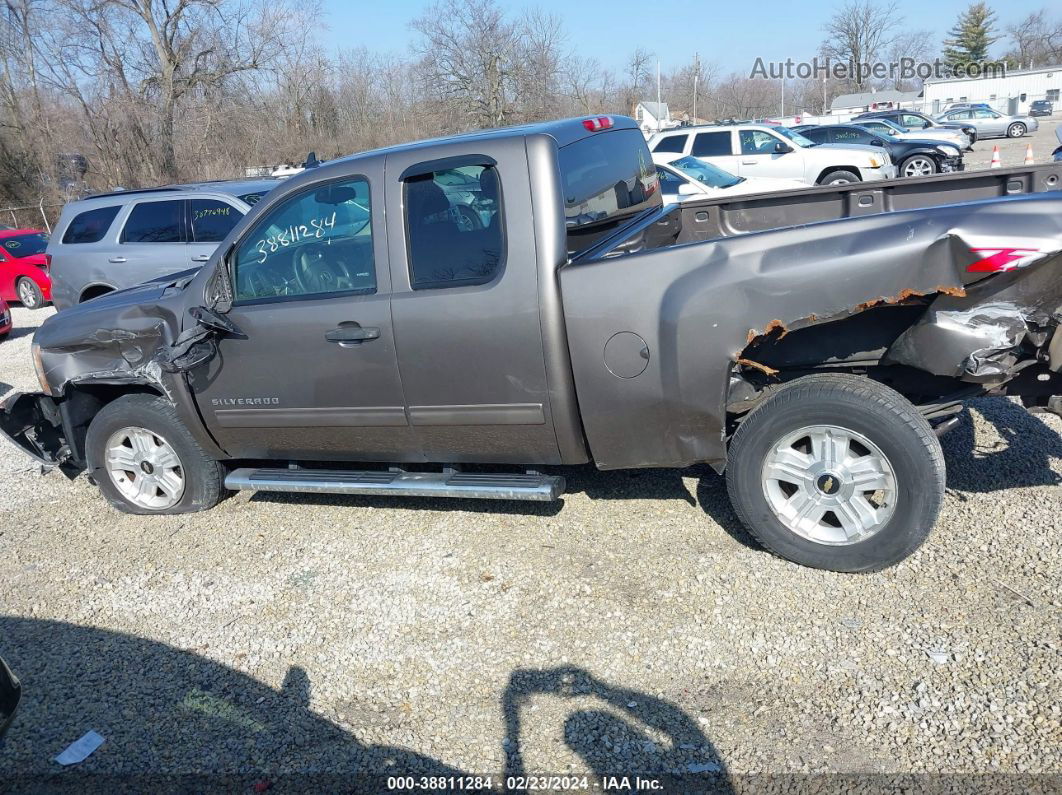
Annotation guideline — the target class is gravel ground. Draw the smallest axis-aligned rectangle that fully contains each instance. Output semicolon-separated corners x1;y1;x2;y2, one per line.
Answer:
1;290;1061;791
962;115;1061;170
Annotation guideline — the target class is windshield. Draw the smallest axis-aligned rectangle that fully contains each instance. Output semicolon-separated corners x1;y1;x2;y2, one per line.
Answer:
773;126;816;148
667;156;743;188
1;233;48;257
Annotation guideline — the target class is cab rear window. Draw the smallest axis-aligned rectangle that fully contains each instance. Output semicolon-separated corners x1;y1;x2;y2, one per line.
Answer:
558;128;660;256
61;205;120;244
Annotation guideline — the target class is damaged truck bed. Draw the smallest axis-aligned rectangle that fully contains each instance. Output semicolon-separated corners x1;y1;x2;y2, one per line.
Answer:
1;115;1060;572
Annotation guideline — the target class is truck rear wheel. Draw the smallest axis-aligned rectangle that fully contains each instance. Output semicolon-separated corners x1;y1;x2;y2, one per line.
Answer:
725;374;944;572
85;394;225;515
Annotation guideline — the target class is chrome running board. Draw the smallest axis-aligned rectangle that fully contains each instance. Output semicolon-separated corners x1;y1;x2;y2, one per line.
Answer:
224;467;565;502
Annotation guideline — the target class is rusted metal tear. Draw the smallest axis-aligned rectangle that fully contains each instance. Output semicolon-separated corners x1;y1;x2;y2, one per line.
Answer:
743;285;969;349
736;357;780;377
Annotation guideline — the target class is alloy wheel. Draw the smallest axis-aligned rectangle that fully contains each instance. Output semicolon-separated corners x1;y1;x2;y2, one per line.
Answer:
104;427;185;510
902;157;935;177
761;424;897;545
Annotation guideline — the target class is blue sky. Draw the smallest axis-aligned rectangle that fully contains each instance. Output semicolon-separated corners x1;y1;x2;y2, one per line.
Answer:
319;0;1046;74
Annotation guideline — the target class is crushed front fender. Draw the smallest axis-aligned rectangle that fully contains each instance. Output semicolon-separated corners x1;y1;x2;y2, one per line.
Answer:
0;392;73;471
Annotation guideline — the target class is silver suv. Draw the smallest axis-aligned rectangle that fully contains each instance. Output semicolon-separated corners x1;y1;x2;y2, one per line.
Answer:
48;179;278;310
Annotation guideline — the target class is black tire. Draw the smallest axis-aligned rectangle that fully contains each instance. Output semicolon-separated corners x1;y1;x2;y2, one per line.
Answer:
85;393;225;515
725;373;944;572
1006;123;1026;138
899;154;938;178
16;277;43;309
817;169;860;186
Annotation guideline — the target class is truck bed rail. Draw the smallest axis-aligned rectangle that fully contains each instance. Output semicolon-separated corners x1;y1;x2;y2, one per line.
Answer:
675;163;1062;243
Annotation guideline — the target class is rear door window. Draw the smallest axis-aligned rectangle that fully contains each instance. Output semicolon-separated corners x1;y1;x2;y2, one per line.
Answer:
691;132;732;157
405;164;504;289
190;199;242;243
121;200;185;243
61;205;121;244
652;134;688;154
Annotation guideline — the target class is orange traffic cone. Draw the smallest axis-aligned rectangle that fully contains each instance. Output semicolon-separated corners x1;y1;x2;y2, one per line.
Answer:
1024;142;1034;165
990;145;1001;168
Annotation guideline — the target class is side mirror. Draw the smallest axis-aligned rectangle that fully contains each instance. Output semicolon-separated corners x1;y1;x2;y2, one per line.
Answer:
677;182;700;196
189;305;243;336
774;142;792;154
871;138;886;147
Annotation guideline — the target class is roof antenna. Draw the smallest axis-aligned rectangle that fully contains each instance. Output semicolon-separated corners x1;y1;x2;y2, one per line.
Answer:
303;152;321;169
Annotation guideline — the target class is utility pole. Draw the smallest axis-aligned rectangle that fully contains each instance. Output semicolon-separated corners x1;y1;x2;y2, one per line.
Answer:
781;78;785;118
693;52;700;122
656;60;661;114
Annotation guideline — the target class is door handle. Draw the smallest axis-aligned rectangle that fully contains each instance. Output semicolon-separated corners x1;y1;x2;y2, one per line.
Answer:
325;325;380;343
191;254;210;262
108;256;127;263
741;159;756;165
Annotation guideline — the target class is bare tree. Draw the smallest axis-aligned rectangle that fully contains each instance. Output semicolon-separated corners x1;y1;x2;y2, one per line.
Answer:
411;0;523;128
1005;9;1062;68
821;0;902;90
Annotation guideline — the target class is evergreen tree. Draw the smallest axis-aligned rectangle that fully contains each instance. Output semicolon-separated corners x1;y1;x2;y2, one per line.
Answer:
943;2;999;71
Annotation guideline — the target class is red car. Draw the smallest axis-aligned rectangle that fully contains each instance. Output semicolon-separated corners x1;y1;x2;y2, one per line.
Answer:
0;297;11;340
0;228;51;309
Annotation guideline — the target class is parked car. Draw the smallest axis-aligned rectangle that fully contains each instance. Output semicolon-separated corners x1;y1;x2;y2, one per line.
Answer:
2;116;1061;574
854;110;976;148
935;106;1038;139
47;179;280;311
648;123;896;186
1029;100;1054;117
653;153;806;202
793;124;963;178
0;297;11;341
0;229;51;309
846;116;969;152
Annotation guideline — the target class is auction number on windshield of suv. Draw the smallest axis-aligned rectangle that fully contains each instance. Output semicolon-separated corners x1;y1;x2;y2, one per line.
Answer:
253;212;337;263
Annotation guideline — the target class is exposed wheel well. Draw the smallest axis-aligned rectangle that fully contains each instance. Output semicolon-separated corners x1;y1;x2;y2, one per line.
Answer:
816;166;862;183
80;285;115;303
60;383;167;466
727;303;978;424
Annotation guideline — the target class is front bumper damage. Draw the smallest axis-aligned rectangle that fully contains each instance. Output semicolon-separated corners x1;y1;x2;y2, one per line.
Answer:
0;302;238;471
0;391;76;472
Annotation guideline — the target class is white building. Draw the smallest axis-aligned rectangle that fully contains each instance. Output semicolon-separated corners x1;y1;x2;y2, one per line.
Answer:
922;65;1062;115
634;101;680;135
829;89;922;116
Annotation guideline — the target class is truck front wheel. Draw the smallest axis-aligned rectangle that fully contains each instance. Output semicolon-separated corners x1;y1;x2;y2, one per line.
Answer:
817;169;860;185
85;394;225;515
725;374;944;572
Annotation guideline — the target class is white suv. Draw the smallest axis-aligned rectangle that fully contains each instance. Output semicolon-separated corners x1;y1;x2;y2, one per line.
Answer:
648;124;896;186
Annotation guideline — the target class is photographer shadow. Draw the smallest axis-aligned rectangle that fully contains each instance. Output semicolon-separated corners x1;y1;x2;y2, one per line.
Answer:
0;618;729;791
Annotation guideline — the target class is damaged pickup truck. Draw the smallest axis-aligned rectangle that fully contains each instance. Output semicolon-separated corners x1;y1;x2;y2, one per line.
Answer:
2;116;1061;572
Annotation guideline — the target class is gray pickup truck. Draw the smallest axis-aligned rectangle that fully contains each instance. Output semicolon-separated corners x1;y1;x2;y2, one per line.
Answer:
2;116;1061;572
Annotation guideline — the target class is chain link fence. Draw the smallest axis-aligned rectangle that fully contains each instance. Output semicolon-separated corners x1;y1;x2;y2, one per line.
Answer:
0;201;63;233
